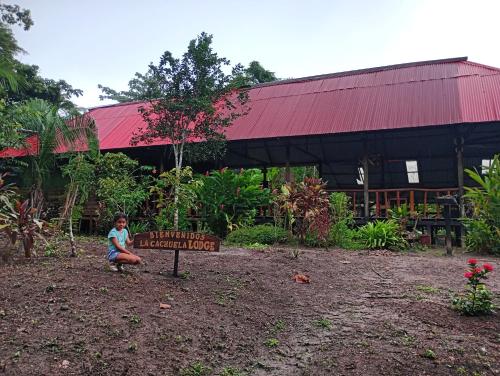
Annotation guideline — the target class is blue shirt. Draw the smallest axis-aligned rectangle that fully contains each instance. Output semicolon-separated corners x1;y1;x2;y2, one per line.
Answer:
108;228;128;254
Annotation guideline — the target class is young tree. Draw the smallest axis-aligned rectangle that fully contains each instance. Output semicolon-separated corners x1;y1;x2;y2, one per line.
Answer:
18;99;96;216
130;32;249;231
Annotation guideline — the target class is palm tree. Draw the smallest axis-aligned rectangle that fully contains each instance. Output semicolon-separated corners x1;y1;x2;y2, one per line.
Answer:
17;99;97;217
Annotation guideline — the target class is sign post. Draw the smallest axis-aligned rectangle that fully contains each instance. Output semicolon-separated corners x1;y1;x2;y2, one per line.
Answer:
133;231;220;277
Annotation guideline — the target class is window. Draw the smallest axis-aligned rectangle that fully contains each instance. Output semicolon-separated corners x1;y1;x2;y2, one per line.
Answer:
406;160;419;184
356;167;364;185
482;159;493;174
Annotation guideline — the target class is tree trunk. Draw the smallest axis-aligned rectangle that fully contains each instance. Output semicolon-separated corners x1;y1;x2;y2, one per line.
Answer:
68;186;78;257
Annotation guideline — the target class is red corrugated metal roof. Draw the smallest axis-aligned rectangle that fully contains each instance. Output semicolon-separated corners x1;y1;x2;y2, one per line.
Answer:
3;57;500;157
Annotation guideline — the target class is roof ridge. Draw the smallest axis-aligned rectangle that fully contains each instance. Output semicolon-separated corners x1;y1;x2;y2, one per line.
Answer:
463;60;500;73
87;100;146;111
252;57;469;88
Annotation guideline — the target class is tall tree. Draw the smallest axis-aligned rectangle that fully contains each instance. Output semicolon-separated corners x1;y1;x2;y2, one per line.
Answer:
130;32;248;231
245;61;277;84
99;59;277;103
98;70;161;103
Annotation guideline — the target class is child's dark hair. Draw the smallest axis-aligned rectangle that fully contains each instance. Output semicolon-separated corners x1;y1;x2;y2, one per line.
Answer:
113;212;128;223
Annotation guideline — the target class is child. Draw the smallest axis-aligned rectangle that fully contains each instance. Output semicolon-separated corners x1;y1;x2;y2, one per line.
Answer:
107;213;141;271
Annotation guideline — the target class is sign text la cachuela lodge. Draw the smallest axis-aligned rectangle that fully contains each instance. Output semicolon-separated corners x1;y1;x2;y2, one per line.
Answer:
133;231;220;252
133;231;220;277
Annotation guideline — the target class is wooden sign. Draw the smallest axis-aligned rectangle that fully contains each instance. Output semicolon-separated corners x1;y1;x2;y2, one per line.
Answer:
133;231;220;252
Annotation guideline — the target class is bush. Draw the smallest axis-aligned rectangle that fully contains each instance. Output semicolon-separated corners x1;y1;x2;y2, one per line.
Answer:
225;224;288;246
329;219;363;249
277;178;330;244
464;155;500;255
196;168;271;237
463;219;499;254
452;258;495;315
356;219;408;250
328;192;361;249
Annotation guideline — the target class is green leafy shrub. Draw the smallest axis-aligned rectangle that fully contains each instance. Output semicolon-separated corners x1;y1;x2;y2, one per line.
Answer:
150;167;201;231
128;222;149;234
327;192;363;249
452;258;495;315
225;224;287;246
94;153;151;229
356;219;408;250
196;168;270;237
464;155;500;254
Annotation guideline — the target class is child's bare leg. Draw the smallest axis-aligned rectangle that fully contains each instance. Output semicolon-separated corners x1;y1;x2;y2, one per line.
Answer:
116;253;141;265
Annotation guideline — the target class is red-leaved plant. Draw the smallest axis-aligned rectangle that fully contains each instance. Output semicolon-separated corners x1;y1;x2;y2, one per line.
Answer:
452;258;495;315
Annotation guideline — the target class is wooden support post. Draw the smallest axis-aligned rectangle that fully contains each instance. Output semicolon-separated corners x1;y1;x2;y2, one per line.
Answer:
384;191;389;217
409;191;415;212
353;192;357;216
362;156;370;219
285;144;291;182
262;166;268;189
376;192;380;217
456;137;465;217
423;191;428;217
396;191;400;207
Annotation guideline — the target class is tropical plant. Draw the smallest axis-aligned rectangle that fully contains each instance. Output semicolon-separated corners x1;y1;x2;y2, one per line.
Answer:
280;178;330;244
129;33;249;233
94;153;151;228
150;167;202;231
452;258;495;315
1;199;45;258
196;168;270;237
356;219;408;250
463;155;500;254
15;100;96;217
60;152;97;256
225;224;288;246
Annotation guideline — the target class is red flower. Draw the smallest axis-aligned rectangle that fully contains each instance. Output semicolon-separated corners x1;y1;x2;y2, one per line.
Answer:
472;267;482;274
483;263;494;272
467;258;478;265
464;272;473;279
219;204;224;210
205;171;209;176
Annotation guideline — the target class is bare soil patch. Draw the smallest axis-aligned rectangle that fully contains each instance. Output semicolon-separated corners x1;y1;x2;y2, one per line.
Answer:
0;240;499;375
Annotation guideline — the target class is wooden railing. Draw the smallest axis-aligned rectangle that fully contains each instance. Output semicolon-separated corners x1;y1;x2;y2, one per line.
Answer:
329;188;460;218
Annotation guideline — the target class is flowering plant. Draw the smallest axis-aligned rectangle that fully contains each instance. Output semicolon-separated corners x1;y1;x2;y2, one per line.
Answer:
452;259;495;315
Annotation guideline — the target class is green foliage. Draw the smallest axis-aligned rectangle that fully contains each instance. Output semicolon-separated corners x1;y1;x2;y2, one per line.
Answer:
94;153;151;227
225;224;287;246
264;338;279;348
328;192;361;249
356;219;408;250
197;168;270;237
219;367;245;376
231;60;277;87
422;349;437;360
463;155;500;254
180;362;212;376
150;167;201;231
452;259;495;316
313;318;332;330
128;222;149;235
130;32;248;165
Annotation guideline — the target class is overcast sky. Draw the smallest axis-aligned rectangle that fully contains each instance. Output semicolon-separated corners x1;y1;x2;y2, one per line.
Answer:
11;0;500;108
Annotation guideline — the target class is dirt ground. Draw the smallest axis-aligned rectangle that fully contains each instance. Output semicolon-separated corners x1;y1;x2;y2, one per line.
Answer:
0;238;499;376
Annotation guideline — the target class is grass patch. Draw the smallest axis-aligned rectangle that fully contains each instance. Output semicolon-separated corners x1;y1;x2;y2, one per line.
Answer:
264;338;279;348
415;285;439;294
180;361;212;376
313;318;332;330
